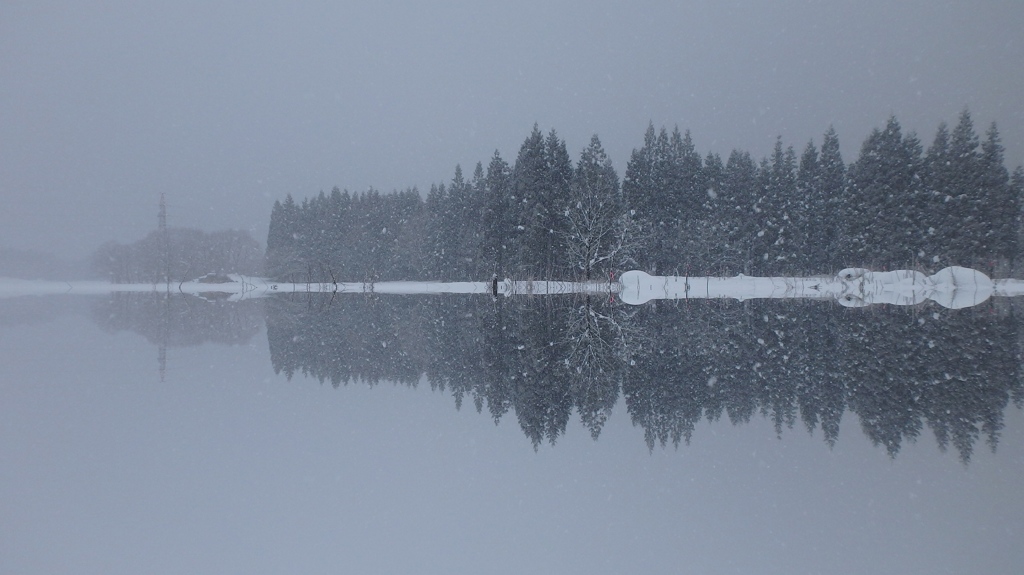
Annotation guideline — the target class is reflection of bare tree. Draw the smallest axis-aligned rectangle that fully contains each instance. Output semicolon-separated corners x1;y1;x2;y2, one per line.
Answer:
561;296;640;438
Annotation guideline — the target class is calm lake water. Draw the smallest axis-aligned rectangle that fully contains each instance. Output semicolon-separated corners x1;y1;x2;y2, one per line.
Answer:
2;293;1023;574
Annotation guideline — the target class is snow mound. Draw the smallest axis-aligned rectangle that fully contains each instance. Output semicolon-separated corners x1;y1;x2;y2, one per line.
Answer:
928;266;993;309
618;270;657;305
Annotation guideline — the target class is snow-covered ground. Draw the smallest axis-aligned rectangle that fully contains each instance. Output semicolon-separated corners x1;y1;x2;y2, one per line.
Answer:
2;266;1020;310
619;266;1005;309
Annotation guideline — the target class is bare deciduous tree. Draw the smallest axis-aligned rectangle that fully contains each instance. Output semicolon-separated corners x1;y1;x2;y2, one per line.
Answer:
563;135;641;279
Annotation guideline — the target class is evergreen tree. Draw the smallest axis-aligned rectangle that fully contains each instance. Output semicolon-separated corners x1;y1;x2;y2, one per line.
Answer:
509;125;549;276
425;182;454;278
818;127;846;270
718;149;760;273
1013;166;1024;269
796;140;821;270
650;128;675;272
468;161;488;277
669;128;706;234
265;194;305;280
754;138;799;274
947;109;983;264
622;124;660;272
843;116;922;267
979;123;1016;269
923;122;954;265
702;151;724;213
481;150;512;276
686;151;726;273
445;164;480;279
543;129;574;276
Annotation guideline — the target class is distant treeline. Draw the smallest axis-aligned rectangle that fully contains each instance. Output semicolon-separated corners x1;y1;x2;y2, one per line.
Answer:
267;291;1022;462
93;228;262;283
266;110;1023;282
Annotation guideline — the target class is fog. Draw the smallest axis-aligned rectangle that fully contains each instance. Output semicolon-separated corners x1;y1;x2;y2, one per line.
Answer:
4;3;1024;574
2;1;1023;260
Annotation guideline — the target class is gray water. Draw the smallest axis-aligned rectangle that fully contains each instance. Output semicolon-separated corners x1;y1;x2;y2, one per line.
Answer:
2;294;1022;574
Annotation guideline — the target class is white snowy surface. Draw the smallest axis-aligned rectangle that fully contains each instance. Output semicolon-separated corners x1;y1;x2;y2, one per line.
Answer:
619;266;998;309
0;266;1013;309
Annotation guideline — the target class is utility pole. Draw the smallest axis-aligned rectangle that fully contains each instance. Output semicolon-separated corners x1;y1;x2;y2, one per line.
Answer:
158;193;169;382
159;193;169;288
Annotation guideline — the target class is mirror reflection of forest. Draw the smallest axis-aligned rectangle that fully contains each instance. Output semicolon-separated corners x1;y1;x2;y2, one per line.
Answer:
265;293;1022;462
96;290;1022;463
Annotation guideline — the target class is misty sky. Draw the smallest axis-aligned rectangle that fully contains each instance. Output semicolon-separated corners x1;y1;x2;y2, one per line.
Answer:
2;1;1023;260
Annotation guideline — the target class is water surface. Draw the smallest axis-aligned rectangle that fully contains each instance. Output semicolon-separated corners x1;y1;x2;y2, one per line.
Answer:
2;293;1022;574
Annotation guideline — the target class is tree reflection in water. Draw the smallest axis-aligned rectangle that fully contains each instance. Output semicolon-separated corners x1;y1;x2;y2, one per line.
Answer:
262;292;1022;462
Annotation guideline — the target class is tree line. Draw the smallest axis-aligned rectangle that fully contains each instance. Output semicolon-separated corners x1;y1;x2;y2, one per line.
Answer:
266;110;1023;283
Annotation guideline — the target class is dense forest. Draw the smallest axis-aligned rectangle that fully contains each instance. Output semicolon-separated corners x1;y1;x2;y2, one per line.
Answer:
266;110;1023;283
261;112;1024;461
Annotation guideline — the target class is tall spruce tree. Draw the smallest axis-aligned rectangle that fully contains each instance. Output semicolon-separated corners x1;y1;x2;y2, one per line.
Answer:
670;128;705;227
1013;166;1024;270
923;122;954;265
509;125;549;277
622;124;659;272
481;150;512;276
947;110;983;265
796;140;821;271
979;122;1016;269
543;129;574;276
663;128;705;272
445;164;479;279
424;182;448;277
754;138;798;274
818;127;846;270
719;149;760;273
